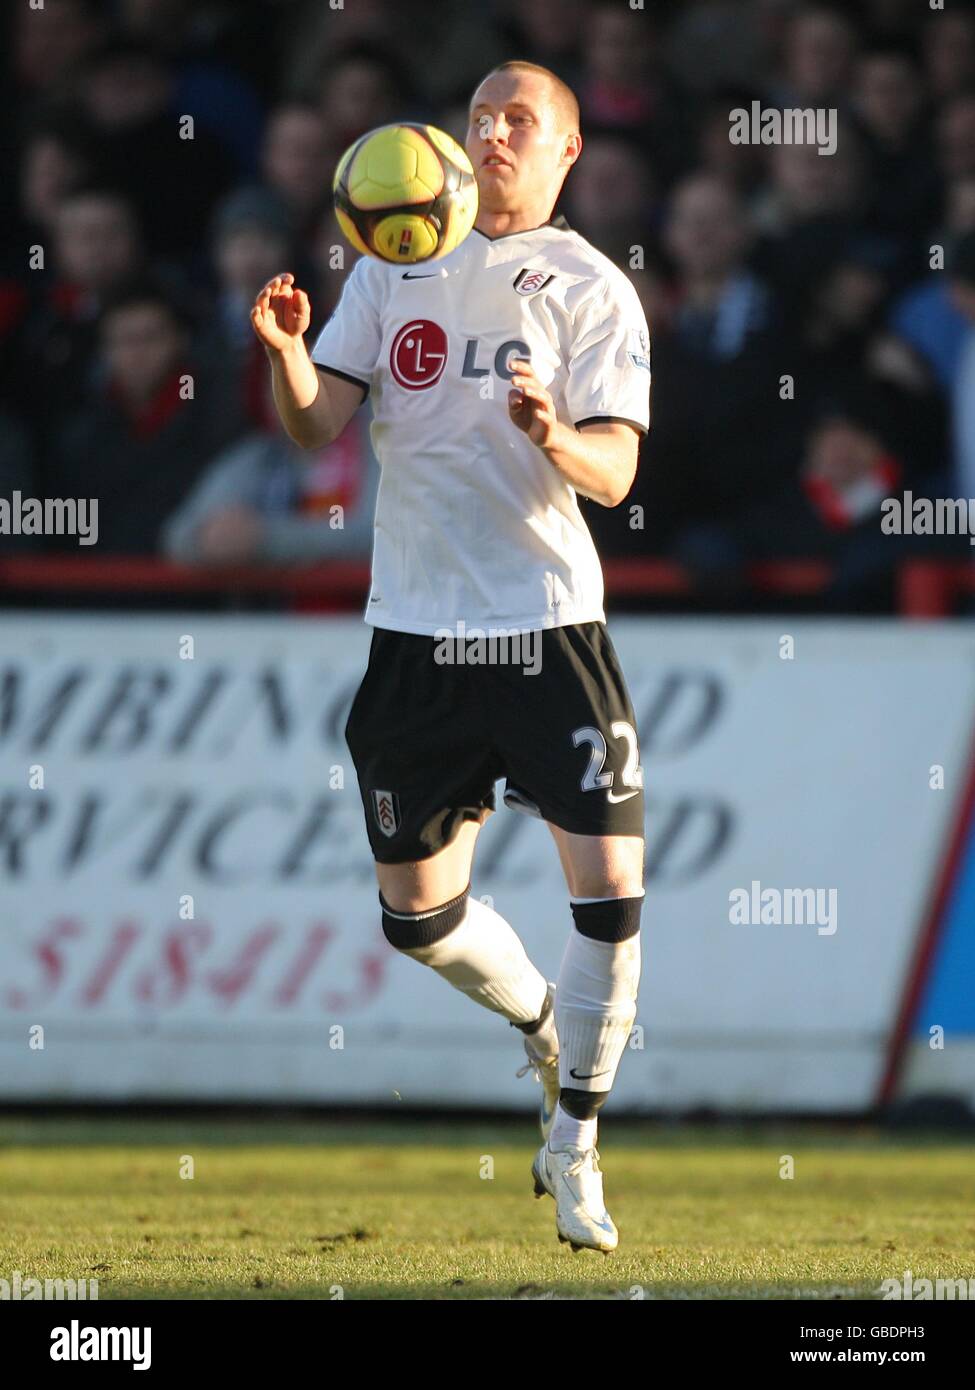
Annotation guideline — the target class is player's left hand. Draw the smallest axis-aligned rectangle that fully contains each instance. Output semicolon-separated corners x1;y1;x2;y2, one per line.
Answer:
508;359;561;452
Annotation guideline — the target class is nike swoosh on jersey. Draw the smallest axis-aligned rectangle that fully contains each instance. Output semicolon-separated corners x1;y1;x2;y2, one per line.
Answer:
402;271;437;279
606;788;640;803
569;1067;611;1080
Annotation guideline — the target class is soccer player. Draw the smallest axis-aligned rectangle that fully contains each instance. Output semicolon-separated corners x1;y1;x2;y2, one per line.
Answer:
251;61;651;1254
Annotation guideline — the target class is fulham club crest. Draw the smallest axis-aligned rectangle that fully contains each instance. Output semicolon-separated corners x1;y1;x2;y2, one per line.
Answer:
514;267;554;296
372;789;401;838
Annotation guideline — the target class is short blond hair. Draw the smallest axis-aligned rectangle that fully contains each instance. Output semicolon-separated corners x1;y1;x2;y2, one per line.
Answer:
474;61;581;135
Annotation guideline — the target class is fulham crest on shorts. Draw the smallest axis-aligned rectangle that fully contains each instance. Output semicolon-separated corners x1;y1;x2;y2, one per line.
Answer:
372;789;401;837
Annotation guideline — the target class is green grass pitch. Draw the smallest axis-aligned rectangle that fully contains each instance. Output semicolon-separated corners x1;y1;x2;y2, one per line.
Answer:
1;1116;973;1300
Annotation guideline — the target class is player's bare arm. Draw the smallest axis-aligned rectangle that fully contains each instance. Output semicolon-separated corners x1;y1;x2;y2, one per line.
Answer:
251;273;363;448
508;358;639;507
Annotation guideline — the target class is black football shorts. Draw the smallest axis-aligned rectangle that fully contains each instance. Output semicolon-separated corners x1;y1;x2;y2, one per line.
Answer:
344;621;645;863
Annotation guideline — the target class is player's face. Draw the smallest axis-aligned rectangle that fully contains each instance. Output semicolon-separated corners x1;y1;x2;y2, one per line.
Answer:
466;73;574;214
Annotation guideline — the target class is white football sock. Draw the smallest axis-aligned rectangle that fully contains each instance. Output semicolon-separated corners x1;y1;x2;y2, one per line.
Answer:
555;927;641;1097
549;1104;597;1153
395;894;549;1024
522;998;559;1063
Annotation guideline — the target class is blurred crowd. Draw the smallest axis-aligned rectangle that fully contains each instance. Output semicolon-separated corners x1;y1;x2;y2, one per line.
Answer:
2;0;975;610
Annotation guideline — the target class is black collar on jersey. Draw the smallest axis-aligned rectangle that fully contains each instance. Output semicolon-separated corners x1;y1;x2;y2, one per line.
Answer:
473;213;571;242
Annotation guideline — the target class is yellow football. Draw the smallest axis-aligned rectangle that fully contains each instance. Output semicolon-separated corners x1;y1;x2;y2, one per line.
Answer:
333;123;478;264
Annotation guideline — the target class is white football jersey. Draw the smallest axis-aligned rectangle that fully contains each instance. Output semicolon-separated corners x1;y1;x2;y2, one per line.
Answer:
311;216;651;635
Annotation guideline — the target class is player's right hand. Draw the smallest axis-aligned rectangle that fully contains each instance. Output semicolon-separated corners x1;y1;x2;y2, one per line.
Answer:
251;273;311;352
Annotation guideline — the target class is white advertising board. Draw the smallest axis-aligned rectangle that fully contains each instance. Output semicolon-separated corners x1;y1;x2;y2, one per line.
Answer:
1;614;973;1111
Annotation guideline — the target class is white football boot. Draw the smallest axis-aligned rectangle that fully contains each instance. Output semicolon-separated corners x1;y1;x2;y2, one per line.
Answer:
531;1142;619;1253
515;982;560;1142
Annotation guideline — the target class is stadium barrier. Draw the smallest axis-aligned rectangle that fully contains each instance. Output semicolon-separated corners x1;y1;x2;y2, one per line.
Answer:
1;555;972;614
2;610;974;1114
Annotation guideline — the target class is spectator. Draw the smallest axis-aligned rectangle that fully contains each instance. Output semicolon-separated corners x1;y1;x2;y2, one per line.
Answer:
598;174;792;569
661;174;771;350
497;0;587;90
113;0;265;170
17;118;94;245
773;4;859;107
285;0;407;107
162;376;378;566
12;0;103;102
578;3;690;186
18;186;146;428
77;38;234;259
45;281;244;553
802;239;948;475
695;90;770;202
739;383;957;610
316;43;411;159
756;124;864;231
885;176;975;394
754;124;866;322
580;2;658;130
562;135;656;262
800;237;900;376
923;6;975;103
0;0;965;613
936;91;975;183
0;119;94;409
205;186;300;429
261;103;333;245
50;185;144;299
209;188;295;341
853;44;940;255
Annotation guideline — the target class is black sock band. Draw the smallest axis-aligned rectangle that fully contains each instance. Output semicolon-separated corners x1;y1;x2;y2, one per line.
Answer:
570;894;643;943
559;1087;610;1120
380;885;471;950
511;983;553;1035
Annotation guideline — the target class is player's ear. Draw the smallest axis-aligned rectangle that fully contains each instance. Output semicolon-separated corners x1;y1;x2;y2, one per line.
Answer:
562;132;582;168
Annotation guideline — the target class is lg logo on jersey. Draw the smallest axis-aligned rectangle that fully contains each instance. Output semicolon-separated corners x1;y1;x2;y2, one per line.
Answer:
461;338;530;382
389;319;529;391
389;320;448;390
